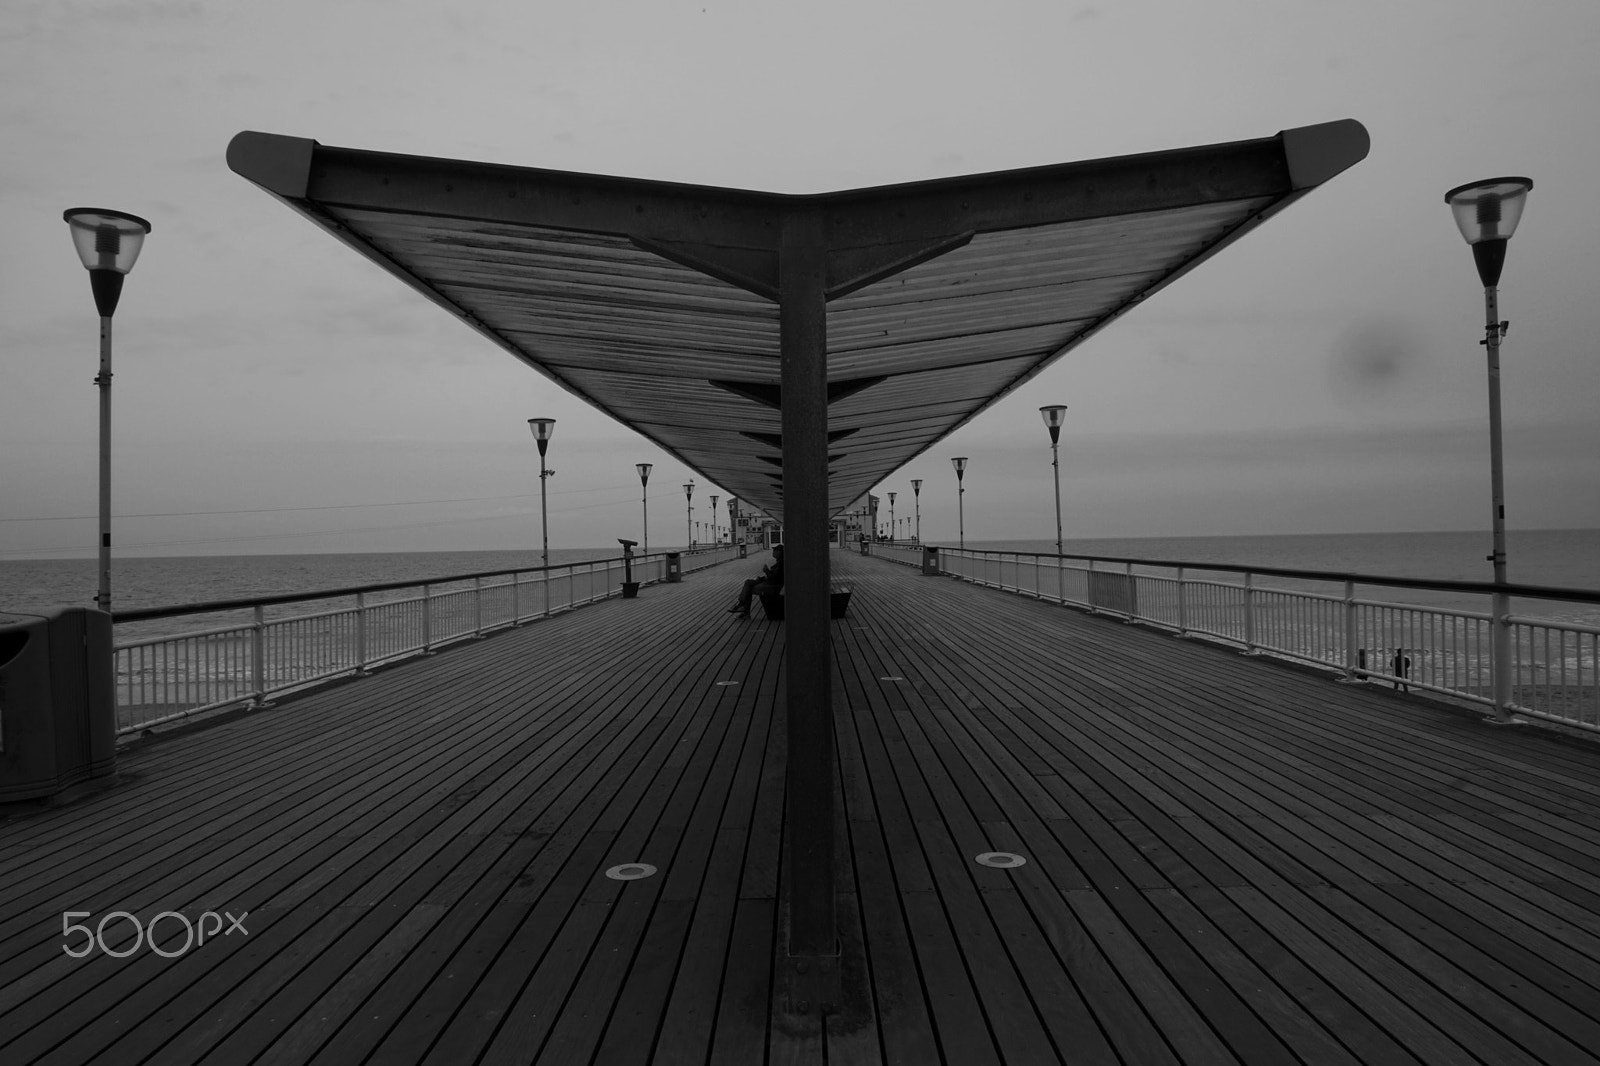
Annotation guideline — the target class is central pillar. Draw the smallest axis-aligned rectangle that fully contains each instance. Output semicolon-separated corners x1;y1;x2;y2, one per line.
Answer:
779;204;835;962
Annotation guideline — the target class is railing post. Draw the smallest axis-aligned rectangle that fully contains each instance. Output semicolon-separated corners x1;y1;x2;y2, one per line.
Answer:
423;584;433;653
250;604;266;707
1243;571;1256;653
1342;580;1357;681
543;569;551;619
1176;566;1188;636
512;572;521;624
1126;561;1136;621
356;591;369;673
474;576;483;636
1492;589;1513;719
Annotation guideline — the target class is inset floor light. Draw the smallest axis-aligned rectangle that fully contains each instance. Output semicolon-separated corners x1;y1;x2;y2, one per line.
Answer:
605;863;658;881
975;852;1027;869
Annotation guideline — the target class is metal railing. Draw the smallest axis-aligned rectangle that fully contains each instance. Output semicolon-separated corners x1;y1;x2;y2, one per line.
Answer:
110;546;741;736
875;541;1600;734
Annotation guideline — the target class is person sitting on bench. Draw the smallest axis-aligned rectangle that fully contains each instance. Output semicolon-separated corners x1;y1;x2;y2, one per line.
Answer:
728;544;784;618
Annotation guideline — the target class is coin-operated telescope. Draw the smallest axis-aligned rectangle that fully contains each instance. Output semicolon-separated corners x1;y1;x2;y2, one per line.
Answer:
618;539;640;597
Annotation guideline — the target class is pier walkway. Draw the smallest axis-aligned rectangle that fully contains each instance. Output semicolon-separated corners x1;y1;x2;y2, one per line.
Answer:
2;549;1599;1064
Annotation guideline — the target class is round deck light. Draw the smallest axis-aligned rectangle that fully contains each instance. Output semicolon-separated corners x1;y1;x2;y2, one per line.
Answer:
605;863;657;881
976;852;1027;869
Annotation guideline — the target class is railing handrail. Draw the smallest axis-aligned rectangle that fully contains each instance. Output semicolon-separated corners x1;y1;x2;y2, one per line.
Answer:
885;541;1599;732
110;546;724;623
924;544;1600;606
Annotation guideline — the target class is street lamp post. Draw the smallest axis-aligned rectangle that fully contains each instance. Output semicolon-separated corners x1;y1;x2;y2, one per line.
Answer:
1041;404;1068;604
951;458;968;549
911;479;922;544
64;208;152;615
728;497;739;549
709;495;718;546
636;463;652;556
1040;406;1068;555
1445;176;1532;721
683;481;694;548
529;419;556;614
887;492;896;544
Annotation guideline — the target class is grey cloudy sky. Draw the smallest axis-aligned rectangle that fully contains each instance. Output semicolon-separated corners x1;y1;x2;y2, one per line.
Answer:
3;0;1597;558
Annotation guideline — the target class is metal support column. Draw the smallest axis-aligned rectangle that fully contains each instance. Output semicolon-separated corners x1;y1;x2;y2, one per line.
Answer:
779;205;837;979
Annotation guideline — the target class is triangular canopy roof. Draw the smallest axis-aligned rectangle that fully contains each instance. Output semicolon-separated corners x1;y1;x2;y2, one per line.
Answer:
228;121;1367;523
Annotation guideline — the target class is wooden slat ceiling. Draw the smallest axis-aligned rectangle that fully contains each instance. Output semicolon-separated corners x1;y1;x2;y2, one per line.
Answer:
228;122;1368;523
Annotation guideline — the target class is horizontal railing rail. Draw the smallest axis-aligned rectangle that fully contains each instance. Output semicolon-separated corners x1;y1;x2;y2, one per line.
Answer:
874;541;1600;734
110;545;741;736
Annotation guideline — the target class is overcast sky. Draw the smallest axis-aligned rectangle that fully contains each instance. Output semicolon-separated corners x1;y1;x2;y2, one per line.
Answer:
4;0;1597;559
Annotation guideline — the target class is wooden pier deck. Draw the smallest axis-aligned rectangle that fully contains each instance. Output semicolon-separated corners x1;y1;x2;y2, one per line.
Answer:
3;549;1599;1064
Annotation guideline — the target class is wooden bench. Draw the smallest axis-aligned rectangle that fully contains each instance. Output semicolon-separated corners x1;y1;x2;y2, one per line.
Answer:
758;586;852;621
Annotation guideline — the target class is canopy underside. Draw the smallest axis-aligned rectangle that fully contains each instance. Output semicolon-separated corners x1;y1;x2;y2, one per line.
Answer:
229;121;1368;523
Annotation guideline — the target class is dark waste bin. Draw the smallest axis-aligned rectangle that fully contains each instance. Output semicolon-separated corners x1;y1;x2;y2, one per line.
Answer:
858;537;870;556
922;545;941;575
0;607;116;802
665;552;682;583
738;543;747;559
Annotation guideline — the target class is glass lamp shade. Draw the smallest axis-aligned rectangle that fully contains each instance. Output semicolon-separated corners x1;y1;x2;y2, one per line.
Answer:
728;497;737;515
528;418;556;442
64;208;152;273
1039;404;1068;429
911;479;921;494
888;492;896;505
1444;178;1532;244
952;457;968;477
636;462;652;482
683;482;694;499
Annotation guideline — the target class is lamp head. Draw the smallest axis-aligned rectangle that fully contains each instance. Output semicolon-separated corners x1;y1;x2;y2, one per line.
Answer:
1040;404;1068;444
1444;177;1532;288
64;208;152;317
64;208;151;274
952;457;968;479
528;417;555;456
911;478;921;495
636;462;652;483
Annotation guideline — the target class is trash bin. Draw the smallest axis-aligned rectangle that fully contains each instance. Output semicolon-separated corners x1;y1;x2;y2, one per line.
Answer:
738;543;747;559
859;537;870;556
921;545;941;575
0;607;116;802
665;552;682;583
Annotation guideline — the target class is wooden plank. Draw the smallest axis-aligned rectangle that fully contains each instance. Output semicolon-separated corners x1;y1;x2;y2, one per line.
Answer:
708;897;774;1065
